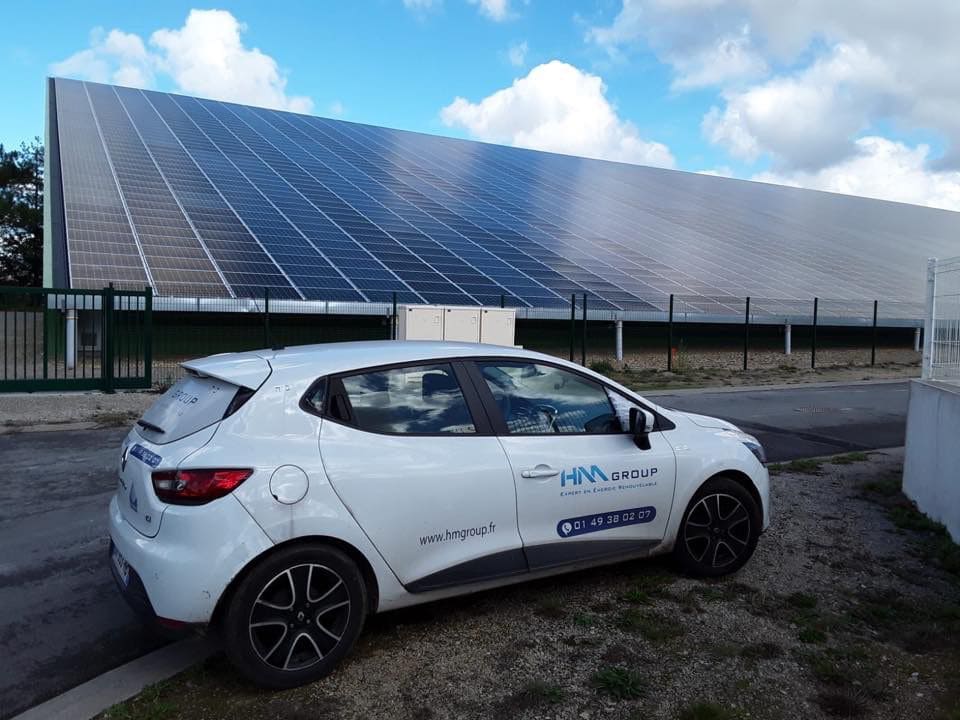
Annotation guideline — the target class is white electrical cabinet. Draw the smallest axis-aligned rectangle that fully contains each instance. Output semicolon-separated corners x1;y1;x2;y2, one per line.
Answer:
443;307;481;342
397;305;444;340
396;304;516;345
480;308;516;346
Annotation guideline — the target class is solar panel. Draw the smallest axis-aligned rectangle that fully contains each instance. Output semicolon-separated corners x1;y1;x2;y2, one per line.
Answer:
49;77;960;315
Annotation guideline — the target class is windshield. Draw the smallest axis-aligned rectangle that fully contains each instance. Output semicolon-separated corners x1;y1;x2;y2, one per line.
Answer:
136;373;242;444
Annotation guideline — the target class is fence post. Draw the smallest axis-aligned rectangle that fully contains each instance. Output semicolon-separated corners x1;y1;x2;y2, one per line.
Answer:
581;293;588;366
102;284;115;393
615;318;623;363
811;297;819;369
569;294;576;362
667;294;674;371
263;287;271;348
500;294;505;309
144;286;153;388
922;258;938;379
391;291;398;340
784;321;792;355
871;300;878;366
42;291;49;380
743;296;750;371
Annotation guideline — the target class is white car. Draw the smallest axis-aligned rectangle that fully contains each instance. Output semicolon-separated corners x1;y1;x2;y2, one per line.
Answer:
109;341;769;688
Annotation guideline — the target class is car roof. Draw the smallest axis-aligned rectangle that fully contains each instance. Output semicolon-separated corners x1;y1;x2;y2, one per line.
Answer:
263;340;545;376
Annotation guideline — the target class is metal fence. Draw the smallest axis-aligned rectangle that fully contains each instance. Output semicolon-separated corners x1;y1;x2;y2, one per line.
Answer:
0;285;924;392
0;286;152;392
923;256;960;383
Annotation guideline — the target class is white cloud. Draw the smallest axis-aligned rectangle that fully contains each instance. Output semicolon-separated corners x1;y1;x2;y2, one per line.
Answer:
589;1;960;172
441;60;675;168
329;100;346;117
702;42;893;170
754;137;960;212
51;28;154;88
402;0;442;13
468;0;511;21
51;9;312;113
507;41;528;67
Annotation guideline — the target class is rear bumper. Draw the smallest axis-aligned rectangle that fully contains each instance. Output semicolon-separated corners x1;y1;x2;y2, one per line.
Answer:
108;492;274;624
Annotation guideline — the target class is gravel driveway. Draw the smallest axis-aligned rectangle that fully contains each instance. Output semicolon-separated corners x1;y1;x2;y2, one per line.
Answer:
100;449;959;720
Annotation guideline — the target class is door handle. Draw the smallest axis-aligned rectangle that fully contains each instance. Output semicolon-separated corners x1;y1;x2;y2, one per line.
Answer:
521;466;560;479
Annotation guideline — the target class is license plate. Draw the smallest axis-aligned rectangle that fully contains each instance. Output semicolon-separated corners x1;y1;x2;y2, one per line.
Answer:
111;544;131;588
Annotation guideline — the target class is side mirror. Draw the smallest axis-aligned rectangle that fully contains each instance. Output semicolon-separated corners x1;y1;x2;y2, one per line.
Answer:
629;407;655;450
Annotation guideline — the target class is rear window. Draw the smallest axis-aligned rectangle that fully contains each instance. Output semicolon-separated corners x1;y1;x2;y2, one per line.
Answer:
137;373;243;444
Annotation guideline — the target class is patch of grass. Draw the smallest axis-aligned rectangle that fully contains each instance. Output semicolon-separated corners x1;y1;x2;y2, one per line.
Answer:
787;592;818;609
533;595;565;619
622;588;654;605
740;641;783;661
101;681;175;720
677;701;744;720
814;691;869;718
589;360;616;375
499;680;565;712
888;504;946;533
798;627;828;644
573;613;598;627
617;610;685;643
859;472;901;497
93;410;139;427
590;667;646;700
830;452;870;465
769;458;824;475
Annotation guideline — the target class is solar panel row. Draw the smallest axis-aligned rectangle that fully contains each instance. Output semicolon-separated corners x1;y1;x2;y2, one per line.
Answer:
52;78;960;313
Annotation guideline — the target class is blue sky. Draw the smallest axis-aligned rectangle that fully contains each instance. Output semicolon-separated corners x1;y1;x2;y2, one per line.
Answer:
4;1;960;211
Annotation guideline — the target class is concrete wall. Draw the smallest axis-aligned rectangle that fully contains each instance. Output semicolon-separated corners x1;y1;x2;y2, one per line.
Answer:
903;379;960;541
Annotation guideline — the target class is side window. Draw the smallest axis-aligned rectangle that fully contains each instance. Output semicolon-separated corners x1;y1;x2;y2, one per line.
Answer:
477;361;622;434
337;363;476;435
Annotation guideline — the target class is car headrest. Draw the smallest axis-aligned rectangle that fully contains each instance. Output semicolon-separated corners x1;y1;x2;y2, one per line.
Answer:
423;371;458;398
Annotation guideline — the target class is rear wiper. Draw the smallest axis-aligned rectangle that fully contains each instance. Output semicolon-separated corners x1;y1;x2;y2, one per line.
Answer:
136;419;165;434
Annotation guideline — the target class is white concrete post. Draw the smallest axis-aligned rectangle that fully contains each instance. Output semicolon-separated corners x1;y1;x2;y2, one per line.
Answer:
784;322;792;355
65;308;77;370
922;258;938;379
914;327;922;353
615;319;623;362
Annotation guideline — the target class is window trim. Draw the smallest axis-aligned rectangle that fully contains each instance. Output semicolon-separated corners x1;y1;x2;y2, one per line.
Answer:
308;359;494;437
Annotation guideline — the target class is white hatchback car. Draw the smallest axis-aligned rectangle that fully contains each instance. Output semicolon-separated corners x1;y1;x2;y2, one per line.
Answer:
109;341;769;688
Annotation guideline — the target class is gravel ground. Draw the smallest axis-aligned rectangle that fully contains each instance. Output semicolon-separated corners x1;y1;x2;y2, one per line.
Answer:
100;450;960;720
0;390;156;428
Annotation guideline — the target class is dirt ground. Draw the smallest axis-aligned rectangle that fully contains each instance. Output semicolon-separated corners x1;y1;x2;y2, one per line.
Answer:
99;450;960;720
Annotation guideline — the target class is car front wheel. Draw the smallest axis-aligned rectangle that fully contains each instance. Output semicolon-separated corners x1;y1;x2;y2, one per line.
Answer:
222;543;368;688
673;476;761;577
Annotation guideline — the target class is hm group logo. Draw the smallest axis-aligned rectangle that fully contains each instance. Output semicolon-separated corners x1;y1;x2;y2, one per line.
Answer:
560;465;658;487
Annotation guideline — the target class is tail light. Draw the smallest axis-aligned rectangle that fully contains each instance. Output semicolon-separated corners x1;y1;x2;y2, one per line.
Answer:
152;468;253;505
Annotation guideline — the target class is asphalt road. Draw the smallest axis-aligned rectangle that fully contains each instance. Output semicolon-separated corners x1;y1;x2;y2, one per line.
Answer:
0;380;910;718
646;380;909;462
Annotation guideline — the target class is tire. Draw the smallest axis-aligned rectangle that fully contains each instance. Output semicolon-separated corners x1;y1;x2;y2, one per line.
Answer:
222;543;368;689
673;476;761;578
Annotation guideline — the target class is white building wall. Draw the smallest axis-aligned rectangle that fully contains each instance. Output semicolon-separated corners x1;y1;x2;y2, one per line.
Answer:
902;379;960;542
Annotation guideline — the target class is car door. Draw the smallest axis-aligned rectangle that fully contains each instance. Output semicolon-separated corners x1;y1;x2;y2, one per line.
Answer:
319;360;526;592
468;359;677;571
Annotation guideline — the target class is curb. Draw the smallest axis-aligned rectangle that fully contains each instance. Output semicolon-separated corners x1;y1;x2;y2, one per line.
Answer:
642;377;912;397
0;421;101;435
10;638;216;720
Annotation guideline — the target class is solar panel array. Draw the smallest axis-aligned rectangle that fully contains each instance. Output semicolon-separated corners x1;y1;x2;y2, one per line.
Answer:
50;78;960;316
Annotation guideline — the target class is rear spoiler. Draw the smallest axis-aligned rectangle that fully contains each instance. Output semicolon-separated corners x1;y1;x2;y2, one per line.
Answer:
180;354;272;390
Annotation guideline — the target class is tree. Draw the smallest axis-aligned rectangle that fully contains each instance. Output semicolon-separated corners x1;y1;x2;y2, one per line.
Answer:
0;138;44;286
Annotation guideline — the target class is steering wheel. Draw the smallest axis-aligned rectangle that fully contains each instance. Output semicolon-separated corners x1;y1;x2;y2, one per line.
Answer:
509;398;558;433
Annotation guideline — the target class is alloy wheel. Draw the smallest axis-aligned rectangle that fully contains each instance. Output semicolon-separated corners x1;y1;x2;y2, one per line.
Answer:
683;493;752;569
248;563;351;671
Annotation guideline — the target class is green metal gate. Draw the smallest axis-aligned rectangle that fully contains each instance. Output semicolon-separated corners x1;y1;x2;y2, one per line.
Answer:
0;286;153;393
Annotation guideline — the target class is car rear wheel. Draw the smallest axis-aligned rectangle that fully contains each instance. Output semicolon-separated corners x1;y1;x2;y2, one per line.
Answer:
223;543;367;688
673;476;761;578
